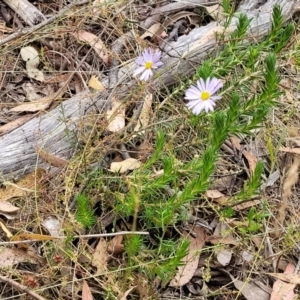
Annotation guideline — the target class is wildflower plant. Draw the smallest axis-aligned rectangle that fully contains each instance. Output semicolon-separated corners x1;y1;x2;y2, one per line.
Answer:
81;3;293;290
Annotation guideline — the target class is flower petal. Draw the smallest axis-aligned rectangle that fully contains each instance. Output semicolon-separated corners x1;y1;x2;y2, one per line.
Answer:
185;89;201;99
210;95;222;101
133;66;146;77
197;78;205;91
186;100;202;110
153;61;163;68
192;101;206;114
140;69;153;81
136;56;145;65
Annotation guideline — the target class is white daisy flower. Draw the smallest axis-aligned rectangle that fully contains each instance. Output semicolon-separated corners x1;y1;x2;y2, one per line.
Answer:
185;77;223;114
133;48;163;81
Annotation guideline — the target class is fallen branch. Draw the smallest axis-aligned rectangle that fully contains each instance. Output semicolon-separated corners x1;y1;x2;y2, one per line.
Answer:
3;0;46;26
0;274;46;300
0;0;90;46
0;0;299;179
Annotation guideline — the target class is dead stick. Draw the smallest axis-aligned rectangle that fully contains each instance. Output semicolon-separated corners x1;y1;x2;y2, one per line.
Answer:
0;231;150;246
0;275;46;300
0;0;90;47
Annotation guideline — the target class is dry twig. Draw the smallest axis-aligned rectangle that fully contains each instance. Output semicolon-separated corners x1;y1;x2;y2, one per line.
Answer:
0;274;46;300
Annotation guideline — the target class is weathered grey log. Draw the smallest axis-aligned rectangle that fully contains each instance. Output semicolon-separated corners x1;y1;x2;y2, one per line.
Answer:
0;0;299;179
3;0;46;26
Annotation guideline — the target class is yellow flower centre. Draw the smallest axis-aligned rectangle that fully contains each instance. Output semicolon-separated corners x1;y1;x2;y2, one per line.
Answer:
145;61;153;69
200;91;210;100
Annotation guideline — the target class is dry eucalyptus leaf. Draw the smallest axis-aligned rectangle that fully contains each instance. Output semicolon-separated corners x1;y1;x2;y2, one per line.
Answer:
241;250;254;263
82;280;94;300
42;216;63;237
270;263;296;300
0;220;13;238
140;23;164;39
228;273;269;300
107;235;124;254
37;146;69;167
74;30;109;64
169;226;205;287
233;199;261;211
206;235;240;246
20;46;44;82
133;93;153;137
88;75;105;90
11;233;57;242
0;247;38;267
119;286;136;300
0;169;45;202
92;237;108;274
106;97;125;132
216;248;232;266
0;212;18;220
0;201;20;213
10;97;53;112
206;190;229;204
110;158;142;173
279;146;300;155
230;137;257;173
268;271;300;285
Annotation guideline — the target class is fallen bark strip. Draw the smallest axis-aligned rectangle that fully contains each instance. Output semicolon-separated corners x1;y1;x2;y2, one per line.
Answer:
3;0;46;26
0;0;299;179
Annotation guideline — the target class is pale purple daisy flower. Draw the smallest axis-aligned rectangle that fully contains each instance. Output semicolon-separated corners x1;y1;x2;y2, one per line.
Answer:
185;77;223;114
133;48;163;81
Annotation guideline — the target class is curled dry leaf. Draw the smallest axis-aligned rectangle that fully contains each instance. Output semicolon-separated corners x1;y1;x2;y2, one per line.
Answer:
88;75;105;90
73;30;109;64
230;137;258;174
119;286;136;300
227;273;269;300
82;280;94;300
42;216;63;237
0;169;45;202
110;158;142;173
279;146;300;155
133;93;153;137
106;96;125;133
270;263;296;300
216;248;232;267
11;233;58;242
0;201;19;219
37;146;69;168
107;235;124;254
20;46;44;82
0;247;39;267
0;220;13;238
232;199;261;211
206;235;240;246
140;23;164;40
206;190;229;205
10;97;53;112
169;225;205;287
92;237;108;274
